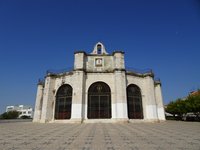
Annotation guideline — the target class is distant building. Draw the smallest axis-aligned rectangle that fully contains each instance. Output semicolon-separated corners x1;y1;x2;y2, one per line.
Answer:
33;42;165;123
189;90;200;96
6;105;33;118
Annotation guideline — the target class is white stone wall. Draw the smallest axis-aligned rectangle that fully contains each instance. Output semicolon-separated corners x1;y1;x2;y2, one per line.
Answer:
52;72;84;122
34;46;165;123
126;75;147;119
84;73;115;120
126;75;164;121
36;71;165;123
86;55;114;72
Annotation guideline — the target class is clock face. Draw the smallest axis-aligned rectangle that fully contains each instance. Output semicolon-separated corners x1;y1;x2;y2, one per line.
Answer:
95;58;103;67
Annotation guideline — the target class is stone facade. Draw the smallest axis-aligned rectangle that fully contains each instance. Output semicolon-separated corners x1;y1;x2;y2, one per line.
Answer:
33;42;165;123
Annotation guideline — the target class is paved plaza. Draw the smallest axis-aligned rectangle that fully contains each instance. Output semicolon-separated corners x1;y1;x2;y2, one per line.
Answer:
0;121;199;150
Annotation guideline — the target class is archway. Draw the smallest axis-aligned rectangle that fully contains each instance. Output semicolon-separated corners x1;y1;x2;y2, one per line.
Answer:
127;84;143;119
88;82;111;119
55;84;72;119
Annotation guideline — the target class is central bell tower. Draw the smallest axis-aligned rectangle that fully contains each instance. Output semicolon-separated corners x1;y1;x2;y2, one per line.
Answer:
91;42;108;55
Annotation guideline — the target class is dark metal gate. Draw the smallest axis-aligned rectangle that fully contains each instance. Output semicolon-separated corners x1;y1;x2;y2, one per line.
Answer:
127;84;143;119
55;84;72;119
88;82;111;119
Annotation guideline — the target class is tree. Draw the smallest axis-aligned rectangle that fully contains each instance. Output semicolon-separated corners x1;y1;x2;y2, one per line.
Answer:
0;111;19;119
186;94;200;114
165;101;176;116
166;99;186;116
166;93;200;120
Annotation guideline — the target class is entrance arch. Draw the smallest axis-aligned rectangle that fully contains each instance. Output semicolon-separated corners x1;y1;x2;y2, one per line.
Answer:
127;84;143;119
87;82;111;119
55;84;72;119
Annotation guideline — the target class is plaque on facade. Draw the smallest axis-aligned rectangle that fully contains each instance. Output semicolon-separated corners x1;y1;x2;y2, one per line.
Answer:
95;58;103;67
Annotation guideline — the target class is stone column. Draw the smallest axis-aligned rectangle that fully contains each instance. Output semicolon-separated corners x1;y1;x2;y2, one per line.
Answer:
40;75;56;123
155;82;166;121
33;83;44;122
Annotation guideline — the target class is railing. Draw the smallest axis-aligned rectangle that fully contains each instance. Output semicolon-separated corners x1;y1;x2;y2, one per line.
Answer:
126;67;153;74
154;77;160;82
45;67;154;76
38;78;45;85
46;68;73;75
154;77;161;84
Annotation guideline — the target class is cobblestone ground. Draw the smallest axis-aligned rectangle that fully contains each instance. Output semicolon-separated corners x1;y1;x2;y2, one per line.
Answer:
0;121;199;150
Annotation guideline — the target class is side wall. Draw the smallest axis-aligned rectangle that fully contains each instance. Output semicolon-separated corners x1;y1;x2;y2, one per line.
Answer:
52;72;85;123
126;75;160;121
36;73;165;122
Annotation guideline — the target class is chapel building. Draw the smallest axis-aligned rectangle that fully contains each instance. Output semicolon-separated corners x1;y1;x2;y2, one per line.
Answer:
33;42;165;123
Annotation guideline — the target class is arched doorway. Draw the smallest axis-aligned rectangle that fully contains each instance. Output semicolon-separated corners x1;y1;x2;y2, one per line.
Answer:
127;84;143;119
55;84;72;119
88;82;111;119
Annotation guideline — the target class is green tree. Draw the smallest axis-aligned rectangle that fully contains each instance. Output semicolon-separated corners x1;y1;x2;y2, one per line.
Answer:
0;111;19;119
166;101;176;116
166;93;200;120
186;94;200;114
166;99;186;115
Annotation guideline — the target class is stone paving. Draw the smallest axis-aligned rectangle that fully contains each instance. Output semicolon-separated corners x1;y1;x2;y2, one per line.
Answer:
0;121;199;150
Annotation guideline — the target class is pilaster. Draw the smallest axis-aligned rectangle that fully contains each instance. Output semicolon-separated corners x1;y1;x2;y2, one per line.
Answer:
155;83;166;121
114;70;128;119
143;76;158;120
33;84;44;122
113;51;128;119
71;70;85;122
72;51;86;121
113;51;125;70
40;76;56;123
74;51;86;70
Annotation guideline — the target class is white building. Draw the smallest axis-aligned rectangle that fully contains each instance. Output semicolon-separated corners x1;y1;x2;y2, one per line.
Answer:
6;105;33;118
33;42;165;123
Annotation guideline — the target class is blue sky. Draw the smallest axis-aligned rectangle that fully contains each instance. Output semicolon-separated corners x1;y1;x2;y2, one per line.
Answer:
0;0;200;113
